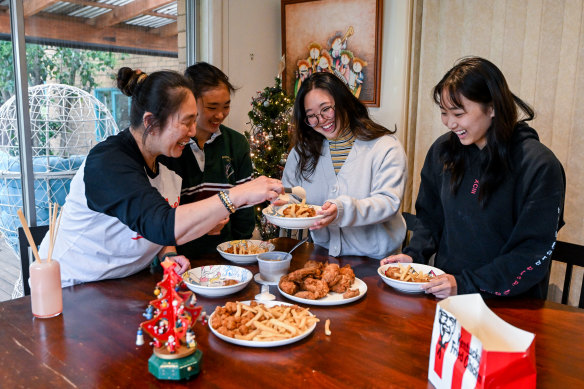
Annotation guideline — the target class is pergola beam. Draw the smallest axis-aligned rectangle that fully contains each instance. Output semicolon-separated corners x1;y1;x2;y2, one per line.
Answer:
23;0;59;17
90;0;175;28
0;13;177;55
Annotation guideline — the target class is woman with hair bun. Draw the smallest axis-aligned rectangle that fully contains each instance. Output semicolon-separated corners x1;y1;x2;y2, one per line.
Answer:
382;57;565;299
39;68;283;287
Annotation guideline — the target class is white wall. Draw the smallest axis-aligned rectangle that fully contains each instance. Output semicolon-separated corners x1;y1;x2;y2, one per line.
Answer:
207;0;410;144
217;0;283;133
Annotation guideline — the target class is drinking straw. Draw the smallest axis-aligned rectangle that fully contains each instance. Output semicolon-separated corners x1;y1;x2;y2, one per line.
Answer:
47;203;60;263
17;209;43;264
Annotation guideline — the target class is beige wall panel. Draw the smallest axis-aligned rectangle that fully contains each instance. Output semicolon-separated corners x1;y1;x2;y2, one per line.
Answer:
462;2;493;57
489;0;507;65
501;1;527;91
552;1;581;166
519;0;543;106
531;1;564;147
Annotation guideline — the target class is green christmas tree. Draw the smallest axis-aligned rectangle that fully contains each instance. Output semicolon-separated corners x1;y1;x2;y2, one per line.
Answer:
245;77;294;239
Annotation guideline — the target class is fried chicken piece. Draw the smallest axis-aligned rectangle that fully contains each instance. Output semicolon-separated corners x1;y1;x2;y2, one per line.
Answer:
294;291;317;299
343;288;360;299
210;310;223;329
331;275;354;293
216;326;235;337
304;260;323;270
224;301;238;313
301;277;329;299
339;264;355;279
223;315;240;330
279;275;298;295
321;263;341;287
287;266;321;282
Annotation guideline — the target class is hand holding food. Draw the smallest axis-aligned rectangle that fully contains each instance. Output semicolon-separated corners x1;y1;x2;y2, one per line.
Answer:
309;201;337;230
229;176;284;207
422;274;457;299
380;253;414;266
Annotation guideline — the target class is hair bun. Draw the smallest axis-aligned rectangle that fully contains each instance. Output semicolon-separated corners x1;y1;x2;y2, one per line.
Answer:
116;67;148;97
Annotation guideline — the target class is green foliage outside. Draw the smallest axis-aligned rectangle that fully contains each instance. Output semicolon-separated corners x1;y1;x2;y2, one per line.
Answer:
0;42;122;106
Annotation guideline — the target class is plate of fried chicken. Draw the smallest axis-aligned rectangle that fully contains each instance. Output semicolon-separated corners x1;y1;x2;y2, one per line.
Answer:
277;261;367;306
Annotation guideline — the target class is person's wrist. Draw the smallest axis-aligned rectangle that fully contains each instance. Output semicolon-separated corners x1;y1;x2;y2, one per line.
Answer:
226;186;244;208
218;190;236;213
160;251;177;262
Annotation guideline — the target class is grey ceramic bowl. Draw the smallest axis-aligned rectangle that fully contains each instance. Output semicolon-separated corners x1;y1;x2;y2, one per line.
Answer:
256;251;292;282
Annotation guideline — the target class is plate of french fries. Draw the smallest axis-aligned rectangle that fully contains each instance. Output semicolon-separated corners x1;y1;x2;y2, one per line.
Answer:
217;239;275;264
208;300;319;347
262;202;324;229
377;263;445;293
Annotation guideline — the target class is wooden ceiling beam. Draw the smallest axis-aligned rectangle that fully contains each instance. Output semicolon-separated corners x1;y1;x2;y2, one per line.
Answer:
144;11;176;20
63;0;115;10
0;13;177;55
23;0;59;17
155;22;177;38
90;0;175;28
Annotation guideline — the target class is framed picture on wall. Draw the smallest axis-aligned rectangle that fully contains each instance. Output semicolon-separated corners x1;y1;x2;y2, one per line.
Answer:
281;0;383;107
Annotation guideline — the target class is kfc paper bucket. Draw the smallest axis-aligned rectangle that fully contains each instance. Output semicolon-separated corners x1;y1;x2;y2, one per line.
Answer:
428;294;536;389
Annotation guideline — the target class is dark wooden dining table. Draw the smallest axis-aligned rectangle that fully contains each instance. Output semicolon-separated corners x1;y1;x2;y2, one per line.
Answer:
1;237;583;388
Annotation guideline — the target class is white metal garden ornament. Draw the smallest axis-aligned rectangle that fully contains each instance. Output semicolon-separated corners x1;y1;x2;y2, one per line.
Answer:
0;84;118;297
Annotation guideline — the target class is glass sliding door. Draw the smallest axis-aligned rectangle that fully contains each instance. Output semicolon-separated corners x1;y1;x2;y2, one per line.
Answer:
0;0;182;300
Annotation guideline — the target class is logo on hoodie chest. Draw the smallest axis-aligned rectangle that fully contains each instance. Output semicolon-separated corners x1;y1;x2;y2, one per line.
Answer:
470;179;479;195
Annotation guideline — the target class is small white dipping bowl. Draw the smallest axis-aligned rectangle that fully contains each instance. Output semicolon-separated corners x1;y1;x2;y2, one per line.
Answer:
256;251;292;282
182;265;252;297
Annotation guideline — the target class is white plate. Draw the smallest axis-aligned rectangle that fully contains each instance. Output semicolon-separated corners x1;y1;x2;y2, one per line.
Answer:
262;204;324;229
278;277;367;306
208;300;317;347
254;272;279;286
377;263;445;293
182;265;252;297
216;240;275;264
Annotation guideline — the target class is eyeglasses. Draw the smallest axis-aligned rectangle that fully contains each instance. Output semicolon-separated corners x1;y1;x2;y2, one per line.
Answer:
304;105;335;127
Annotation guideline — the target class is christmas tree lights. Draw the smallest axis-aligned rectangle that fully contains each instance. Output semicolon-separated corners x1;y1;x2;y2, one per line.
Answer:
245;78;294;239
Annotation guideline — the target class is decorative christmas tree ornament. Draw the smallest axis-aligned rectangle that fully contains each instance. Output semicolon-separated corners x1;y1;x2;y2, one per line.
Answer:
138;260;203;380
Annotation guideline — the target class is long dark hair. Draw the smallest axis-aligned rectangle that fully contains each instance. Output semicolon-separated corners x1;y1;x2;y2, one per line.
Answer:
432;57;534;206
184;62;236;99
116;67;193;143
292;72;394;180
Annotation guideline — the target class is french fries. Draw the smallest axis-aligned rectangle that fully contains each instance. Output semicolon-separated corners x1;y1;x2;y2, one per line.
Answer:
384;263;434;283
282;199;316;218
211;301;319;342
224;241;268;255
324;319;331;336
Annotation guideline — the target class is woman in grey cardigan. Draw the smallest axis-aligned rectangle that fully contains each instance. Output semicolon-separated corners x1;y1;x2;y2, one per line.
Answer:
282;72;407;259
